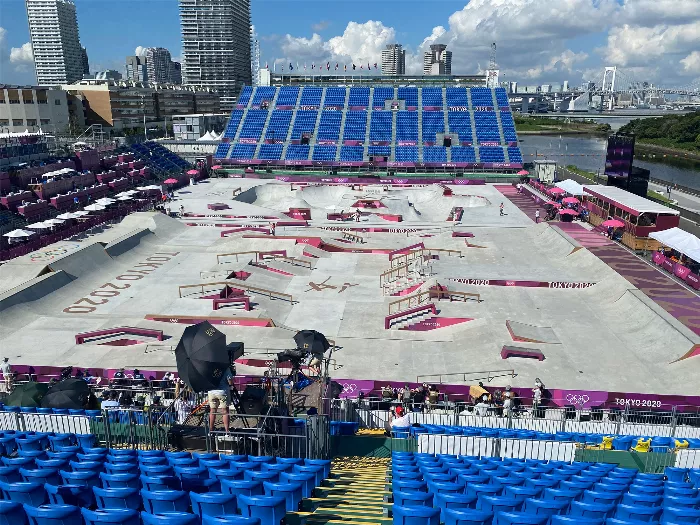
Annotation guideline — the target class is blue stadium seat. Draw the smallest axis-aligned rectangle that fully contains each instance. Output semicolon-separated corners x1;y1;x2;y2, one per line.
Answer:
373;87;394;108
257;144;283;161
422;88;443;107
393;505;440;525
99;473;139;489
448;112;473;142
300;87;322;106
395;146;418;162
23;504;82;525
140;465;174;478
312;145;336;161
92;487;140;510
551;517;603;525
370;112;392;141
476;495;521;514
343;111;367;141
59;471;100;489
139;476;180;492
317;111;342;141
368;146;391;158
424;146;447;163
397;87;418;107
324;87;347;107
474;112;501;143
223;110;244;139
21;469;60;486
263;481;303;512
81;509;139;525
443;508;492;525
279;472;315;499
495;88;509;106
252;86;276;106
230;144;257;160
339;146;364;162
276;87;299;106
290;111;317;139
446;88;469;107
422;111;444;142
451;147;476;163
44;484;93;508
521;498;569;517
614;504;661;522
285;145;310;161
221;480;264;510
569;502;616;519
470;87;496;107
203;517;260;525
238;87;253;106
140;513;197;525
508;147;523;163
237;495;287;525
239;110;268;139
496;512;548;525
265;111;292;140
348;87;370;107
395;111;418;143
479;146;506;162
140;490;189;514
190;492;238;518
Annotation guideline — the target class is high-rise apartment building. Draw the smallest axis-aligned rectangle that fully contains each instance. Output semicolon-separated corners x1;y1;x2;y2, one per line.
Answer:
81;47;89;77
170;62;182;85
146;47;174;84
381;44;405;76
25;0;84;85
423;44;452;75
125;56;149;83
179;0;252;111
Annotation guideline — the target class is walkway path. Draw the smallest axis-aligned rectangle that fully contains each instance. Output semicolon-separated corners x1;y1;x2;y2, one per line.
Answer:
554;223;700;337
554;222;614;248
289;456;390;525
495;185;544;223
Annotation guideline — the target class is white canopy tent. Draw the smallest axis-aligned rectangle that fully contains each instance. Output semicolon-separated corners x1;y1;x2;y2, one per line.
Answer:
650;228;700;263
554;179;591;196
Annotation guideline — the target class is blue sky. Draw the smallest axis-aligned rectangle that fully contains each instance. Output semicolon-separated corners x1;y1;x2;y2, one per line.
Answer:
1;0;699;87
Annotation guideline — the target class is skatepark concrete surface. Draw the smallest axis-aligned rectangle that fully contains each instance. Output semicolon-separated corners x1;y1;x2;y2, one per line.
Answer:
2;178;699;395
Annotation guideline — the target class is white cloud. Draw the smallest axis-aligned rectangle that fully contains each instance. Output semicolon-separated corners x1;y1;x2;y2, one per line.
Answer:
263;0;700;87
312;21;330;32
135;46;148;57
10;42;33;64
278;20;395;69
680;51;700;75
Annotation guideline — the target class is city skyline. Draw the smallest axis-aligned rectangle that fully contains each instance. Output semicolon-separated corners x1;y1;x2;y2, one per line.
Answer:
1;0;699;89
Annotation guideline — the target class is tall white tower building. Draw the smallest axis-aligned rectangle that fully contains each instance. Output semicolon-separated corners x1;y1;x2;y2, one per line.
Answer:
381;44;405;76
179;0;252;111
25;0;84;85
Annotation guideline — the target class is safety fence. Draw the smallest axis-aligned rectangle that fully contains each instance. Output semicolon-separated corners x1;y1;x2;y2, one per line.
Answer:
0;410;331;458
328;399;700;439
396;434;700;472
210;415;330;459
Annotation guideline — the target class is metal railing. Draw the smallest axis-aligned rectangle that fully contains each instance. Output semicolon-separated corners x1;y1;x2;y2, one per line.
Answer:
177;280;294;303
330;398;700;439
210;414;330;459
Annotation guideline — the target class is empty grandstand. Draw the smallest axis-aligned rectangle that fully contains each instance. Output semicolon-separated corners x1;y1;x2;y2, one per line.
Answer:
214;86;521;171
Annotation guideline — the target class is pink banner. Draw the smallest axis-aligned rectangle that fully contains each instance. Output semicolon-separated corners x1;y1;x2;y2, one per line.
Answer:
652;252;665;265
674;263;691;280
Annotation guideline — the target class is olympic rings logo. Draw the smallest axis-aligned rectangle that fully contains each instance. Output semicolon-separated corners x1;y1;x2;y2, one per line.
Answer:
341;383;357;394
566;394;590;405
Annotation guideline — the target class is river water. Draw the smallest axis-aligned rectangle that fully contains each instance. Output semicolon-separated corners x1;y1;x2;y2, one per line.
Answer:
519;134;700;188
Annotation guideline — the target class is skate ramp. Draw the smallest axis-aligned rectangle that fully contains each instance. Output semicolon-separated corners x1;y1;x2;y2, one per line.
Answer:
595;288;700;363
118;212;186;240
531;224;582;259
506;320;561;344
103;228;154;257
236;184;310;212
46;242;112;280
0;264;52;295
0;271;74;314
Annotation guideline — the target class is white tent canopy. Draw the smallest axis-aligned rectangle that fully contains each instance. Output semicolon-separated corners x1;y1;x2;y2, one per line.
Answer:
3;229;33;238
555;179;589;196
650;228;700;263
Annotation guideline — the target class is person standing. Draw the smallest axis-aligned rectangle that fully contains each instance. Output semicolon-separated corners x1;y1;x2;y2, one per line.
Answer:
535;209;540;223
208;365;235;436
500;203;504;216
401;384;412;411
1;358;11;392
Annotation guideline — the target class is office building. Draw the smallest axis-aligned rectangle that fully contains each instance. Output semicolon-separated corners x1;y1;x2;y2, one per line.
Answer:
179;0;252;110
25;0;84;85
60;79;220;131
125;56;149;83
170;62;182;85
423;44;452;76
0;85;72;133
81;47;90;77
172;113;228;140
381;44;406;76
